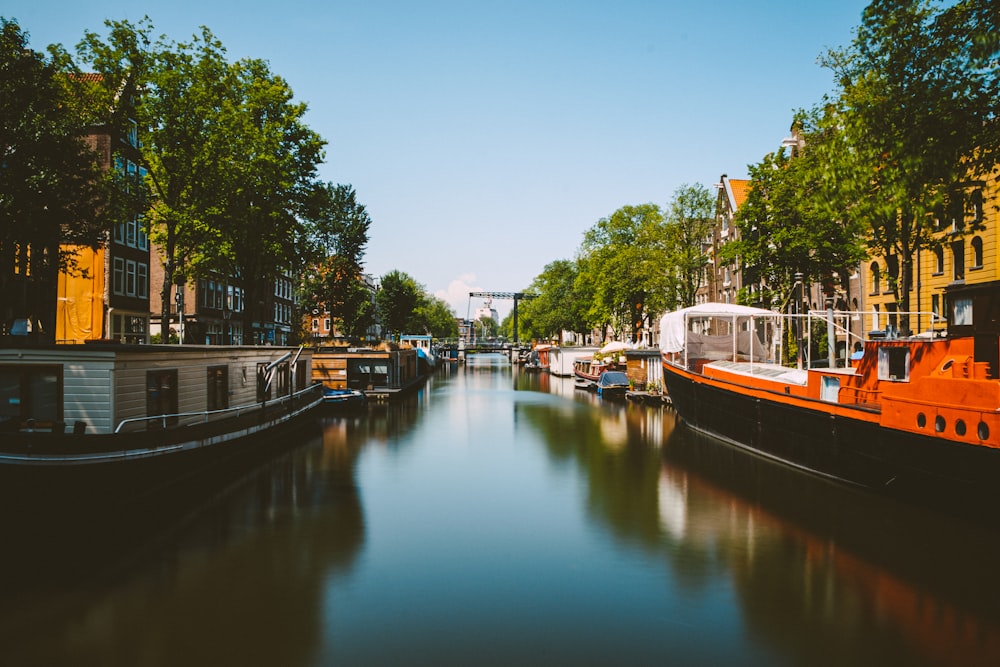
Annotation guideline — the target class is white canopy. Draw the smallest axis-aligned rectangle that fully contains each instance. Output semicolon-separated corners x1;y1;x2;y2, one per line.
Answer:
599;341;629;354
659;303;775;354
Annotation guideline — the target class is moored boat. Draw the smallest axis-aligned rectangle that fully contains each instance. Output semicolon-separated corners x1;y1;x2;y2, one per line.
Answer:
595;370;630;399
659;283;1000;517
0;343;323;500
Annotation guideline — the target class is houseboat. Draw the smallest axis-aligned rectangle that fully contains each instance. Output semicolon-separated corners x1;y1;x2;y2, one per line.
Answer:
0;344;323;496
659;282;1000;516
312;346;426;401
548;347;596;378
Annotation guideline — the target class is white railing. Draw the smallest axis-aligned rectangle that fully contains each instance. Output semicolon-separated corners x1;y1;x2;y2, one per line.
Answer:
114;383;322;433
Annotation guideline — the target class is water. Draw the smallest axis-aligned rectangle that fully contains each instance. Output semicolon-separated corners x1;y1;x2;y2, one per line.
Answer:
2;363;1000;666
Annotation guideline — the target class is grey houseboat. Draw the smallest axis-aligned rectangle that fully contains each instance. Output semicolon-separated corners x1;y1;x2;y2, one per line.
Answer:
0;344;322;493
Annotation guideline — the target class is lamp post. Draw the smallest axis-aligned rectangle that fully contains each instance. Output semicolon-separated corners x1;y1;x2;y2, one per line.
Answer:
175;288;184;345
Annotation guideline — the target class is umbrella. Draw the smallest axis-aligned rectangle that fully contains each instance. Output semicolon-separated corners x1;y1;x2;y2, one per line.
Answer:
600;341;628;354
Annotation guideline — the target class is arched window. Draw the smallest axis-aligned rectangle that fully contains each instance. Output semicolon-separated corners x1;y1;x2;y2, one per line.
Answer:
869;262;880;295
952;241;965;281
972;236;983;269
972;190;984;224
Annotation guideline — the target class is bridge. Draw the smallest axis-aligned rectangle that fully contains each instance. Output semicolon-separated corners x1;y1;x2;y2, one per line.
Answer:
468;291;537;343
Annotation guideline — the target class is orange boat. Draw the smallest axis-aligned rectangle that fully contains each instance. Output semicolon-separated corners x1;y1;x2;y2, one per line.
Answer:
659;281;1000;515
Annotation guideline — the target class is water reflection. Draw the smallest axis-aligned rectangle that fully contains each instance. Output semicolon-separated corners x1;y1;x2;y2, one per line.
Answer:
514;366;1000;665
2;365;999;665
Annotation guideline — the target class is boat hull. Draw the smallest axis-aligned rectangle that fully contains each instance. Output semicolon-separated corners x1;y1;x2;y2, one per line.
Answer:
662;362;1000;513
0;387;323;504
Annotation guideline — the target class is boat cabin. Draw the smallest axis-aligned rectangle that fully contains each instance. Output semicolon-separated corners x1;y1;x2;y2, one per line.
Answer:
0;345;313;435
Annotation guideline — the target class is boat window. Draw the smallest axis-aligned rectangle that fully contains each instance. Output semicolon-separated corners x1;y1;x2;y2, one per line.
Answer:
146;369;179;427
0;365;62;429
952;297;972;326
878;347;910;382
820;376;840;402
207;366;229;411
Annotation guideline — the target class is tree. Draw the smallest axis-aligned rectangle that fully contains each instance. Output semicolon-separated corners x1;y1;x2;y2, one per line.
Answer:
194;57;326;342
663;184;715;309
77;20;235;328
300;182;372;336
0;19;123;339
576;204;667;340
412;295;458;339
376;270;421;339
818;0;997;330
720;120;866;310
519;260;587;342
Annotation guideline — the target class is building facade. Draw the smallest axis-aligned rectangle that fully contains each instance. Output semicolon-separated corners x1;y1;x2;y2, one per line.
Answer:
56;79;150;344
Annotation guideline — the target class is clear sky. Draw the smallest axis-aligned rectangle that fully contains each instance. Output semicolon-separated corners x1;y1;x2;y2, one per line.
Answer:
5;0;870;320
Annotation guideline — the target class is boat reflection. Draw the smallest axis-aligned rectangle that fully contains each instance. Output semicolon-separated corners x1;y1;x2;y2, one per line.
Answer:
517;366;1000;665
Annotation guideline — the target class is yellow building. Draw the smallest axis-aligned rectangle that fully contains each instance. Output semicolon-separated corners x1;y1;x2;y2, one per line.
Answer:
863;179;998;335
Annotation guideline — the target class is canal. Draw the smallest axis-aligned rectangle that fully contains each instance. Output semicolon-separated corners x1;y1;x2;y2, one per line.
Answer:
2;356;1000;666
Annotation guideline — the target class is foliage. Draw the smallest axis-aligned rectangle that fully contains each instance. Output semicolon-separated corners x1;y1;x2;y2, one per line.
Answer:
663;184;715;309
518;259;587;341
720;117;867;309
300;183;372;336
0;18;131;338
377;270;421;338
576;204;668;340
77;19;327;340
413;295;459;338
816;0;999;327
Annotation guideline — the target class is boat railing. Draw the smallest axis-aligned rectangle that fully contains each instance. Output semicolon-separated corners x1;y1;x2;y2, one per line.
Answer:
674;308;944;373
114;383;323;434
837;384;882;407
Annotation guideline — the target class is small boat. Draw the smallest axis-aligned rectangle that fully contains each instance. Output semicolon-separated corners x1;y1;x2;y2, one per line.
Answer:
659;281;1000;517
596;370;630;399
322;387;367;409
523;344;551;372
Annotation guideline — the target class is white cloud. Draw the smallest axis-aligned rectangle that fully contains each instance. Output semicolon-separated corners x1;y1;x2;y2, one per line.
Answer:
435;274;481;319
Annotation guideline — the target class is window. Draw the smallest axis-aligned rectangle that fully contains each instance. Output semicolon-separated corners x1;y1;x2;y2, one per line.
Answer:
952;297;972;326
137;263;148;299
113;257;125;295
146;369;178;428
207;366;229;411
114;222;126;245
869;262;880;295
933;247;944;275
0;365;62;428
137;215;148;251
972;237;983;269
126;260;137;297
951;241;965;281
878;346;910;382
821;376;841;402
127;119;138;147
886;255;899;293
126;217;136;247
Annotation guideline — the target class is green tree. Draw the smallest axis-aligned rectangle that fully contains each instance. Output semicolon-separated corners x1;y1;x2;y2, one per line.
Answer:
0;19;124;339
519;260;587;342
663;184;715;309
576;204;667;340
818;0;997;330
301;182;372;336
720;120;866;309
195;57;326;341
377;270;421;339
412;294;458;338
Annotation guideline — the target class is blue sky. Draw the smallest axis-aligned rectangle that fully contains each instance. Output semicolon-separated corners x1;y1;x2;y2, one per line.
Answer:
6;1;870;320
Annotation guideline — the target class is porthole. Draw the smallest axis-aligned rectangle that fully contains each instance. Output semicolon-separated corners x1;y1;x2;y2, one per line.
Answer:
935;415;946;433
955;419;967;436
979;422;990;441
916;413;926;428
941;359;953;372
